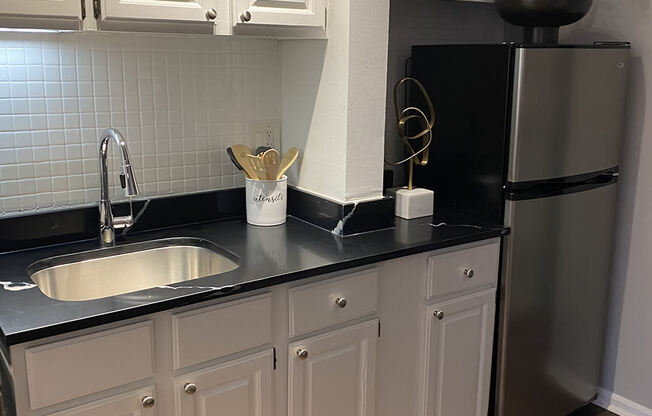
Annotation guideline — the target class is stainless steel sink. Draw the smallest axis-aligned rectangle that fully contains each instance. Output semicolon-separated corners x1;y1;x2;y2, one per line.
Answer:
27;238;239;301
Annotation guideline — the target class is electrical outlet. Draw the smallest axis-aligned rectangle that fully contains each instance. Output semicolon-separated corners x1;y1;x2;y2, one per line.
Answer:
245;120;281;151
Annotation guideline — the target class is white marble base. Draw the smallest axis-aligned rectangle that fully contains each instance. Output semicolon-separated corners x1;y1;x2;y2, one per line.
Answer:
392;187;434;220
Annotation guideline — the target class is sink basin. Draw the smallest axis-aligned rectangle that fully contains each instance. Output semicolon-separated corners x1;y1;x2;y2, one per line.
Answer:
27;238;240;301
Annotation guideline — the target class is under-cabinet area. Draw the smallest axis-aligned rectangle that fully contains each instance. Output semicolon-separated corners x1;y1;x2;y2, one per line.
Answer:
1;237;500;416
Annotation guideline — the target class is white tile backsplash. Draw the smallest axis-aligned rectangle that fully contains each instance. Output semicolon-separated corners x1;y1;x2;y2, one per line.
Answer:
0;31;281;215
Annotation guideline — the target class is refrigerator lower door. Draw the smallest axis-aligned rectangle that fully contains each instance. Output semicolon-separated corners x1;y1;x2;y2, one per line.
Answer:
496;182;618;416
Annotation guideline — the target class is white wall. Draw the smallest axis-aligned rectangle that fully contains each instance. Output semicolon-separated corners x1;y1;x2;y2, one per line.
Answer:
563;1;652;411
281;0;389;204
0;32;280;215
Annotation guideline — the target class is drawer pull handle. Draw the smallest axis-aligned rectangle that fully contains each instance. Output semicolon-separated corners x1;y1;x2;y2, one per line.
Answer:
241;11;252;22
141;396;155;408
464;268;475;278
296;348;309;360
433;310;444;320
335;297;348;308
184;383;197;394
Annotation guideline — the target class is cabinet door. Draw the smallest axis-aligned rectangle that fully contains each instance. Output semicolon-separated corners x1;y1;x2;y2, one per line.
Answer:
289;320;377;416
423;290;495;416
175;350;273;416
233;0;325;28
100;0;214;23
0;0;80;19
47;387;156;416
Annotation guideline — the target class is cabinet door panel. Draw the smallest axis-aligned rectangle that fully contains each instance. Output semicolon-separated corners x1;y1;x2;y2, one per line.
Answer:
175;350;273;416
289;320;377;416
101;0;211;23
423;290;495;416
0;0;80;19
48;387;156;416
233;0;325;27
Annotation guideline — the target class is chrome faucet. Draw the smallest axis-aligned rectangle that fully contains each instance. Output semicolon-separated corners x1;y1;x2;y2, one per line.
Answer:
98;128;140;246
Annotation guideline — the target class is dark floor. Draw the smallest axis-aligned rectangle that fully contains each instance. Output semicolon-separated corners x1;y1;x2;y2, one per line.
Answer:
570;404;617;416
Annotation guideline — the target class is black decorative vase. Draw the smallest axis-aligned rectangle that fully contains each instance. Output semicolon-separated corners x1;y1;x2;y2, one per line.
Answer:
495;0;593;43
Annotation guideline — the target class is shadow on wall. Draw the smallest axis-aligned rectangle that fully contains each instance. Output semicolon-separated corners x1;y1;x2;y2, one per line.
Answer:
562;25;647;393
280;40;326;187
384;0;514;188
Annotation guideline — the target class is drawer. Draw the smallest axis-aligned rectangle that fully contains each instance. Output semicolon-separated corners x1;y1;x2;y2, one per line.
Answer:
25;321;154;410
427;240;500;300
47;386;155;416
172;294;272;369
289;269;378;337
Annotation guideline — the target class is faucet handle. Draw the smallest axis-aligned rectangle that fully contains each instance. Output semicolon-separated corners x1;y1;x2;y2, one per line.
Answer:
119;173;127;189
113;215;134;230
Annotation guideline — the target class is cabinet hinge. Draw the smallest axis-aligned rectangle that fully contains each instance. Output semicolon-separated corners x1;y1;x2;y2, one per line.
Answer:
378;320;381;338
93;0;101;19
81;0;86;19
272;347;277;370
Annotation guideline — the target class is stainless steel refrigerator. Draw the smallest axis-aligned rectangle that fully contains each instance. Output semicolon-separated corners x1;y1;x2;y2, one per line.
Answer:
410;43;630;415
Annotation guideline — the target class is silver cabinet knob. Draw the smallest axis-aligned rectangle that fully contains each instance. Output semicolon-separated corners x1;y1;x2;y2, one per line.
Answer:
206;8;217;20
433;310;444;320
464;268;474;278
184;383;197;394
240;11;252;22
141;396;155;408
296;348;309;360
335;297;347;308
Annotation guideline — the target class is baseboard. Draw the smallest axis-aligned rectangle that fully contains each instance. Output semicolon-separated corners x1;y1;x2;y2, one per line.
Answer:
595;387;652;416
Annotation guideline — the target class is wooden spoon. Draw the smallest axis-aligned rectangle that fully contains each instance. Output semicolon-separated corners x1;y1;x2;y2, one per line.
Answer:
262;148;280;180
231;144;258;179
245;154;267;180
276;147;298;179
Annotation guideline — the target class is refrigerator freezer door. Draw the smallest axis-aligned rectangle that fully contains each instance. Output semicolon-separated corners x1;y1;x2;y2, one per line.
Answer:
496;182;618;416
508;47;629;183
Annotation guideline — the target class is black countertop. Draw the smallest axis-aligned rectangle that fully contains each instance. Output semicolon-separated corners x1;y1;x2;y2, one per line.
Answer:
0;215;507;348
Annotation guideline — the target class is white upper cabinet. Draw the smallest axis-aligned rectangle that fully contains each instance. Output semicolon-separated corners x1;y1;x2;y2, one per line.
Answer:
232;0;325;28
0;0;81;19
98;0;218;25
0;0;81;28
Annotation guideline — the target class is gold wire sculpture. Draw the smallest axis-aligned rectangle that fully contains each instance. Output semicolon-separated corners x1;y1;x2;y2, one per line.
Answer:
386;77;436;190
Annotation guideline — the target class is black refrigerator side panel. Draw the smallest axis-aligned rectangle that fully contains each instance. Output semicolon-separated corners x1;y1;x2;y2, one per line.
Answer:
410;44;513;224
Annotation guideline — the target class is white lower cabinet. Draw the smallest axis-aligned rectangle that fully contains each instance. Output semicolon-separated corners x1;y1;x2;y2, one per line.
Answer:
288;320;378;416
423;290;496;416
47;387;156;416
6;238;500;416
175;350;273;416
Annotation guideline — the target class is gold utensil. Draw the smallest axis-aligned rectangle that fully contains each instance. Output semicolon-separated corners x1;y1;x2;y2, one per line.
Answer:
276;147;298;179
245;154;267;180
262;149;280;180
231;144;257;179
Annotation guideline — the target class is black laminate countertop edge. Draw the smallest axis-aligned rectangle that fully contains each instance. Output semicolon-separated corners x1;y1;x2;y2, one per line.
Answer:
0;214;508;348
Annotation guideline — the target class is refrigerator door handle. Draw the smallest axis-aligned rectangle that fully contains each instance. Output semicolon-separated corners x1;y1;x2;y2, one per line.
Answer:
506;170;618;201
